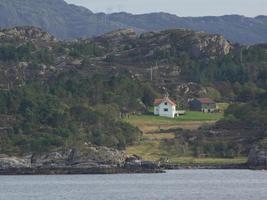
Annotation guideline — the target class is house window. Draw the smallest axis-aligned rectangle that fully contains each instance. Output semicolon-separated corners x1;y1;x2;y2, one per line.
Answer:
164;108;168;112
164;102;167;105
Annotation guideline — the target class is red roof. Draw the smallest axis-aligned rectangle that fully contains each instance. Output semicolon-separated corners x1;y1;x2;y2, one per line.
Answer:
154;97;176;106
154;99;163;106
196;98;215;104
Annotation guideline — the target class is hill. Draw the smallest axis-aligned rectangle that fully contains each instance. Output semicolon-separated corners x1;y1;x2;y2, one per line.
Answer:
0;0;267;44
0;26;267;168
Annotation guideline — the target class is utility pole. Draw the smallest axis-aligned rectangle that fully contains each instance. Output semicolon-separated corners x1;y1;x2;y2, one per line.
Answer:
150;65;153;81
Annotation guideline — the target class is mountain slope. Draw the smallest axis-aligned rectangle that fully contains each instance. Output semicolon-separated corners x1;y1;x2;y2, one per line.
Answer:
109;13;267;45
0;0;267;44
0;0;124;39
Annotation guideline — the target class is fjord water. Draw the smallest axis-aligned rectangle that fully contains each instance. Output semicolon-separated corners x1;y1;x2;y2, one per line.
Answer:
1;170;267;200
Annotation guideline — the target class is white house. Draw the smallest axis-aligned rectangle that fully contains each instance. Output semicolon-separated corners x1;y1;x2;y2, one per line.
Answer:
153;96;178;118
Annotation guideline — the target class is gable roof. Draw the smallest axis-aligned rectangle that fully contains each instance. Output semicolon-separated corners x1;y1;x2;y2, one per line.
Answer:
196;98;215;104
154;97;176;106
154;99;163;106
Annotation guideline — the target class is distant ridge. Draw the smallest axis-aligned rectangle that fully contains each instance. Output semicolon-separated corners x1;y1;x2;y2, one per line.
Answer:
0;0;267;44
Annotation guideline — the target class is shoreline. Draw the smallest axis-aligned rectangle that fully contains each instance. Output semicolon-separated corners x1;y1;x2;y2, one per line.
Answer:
0;167;164;175
161;163;249;170
0;163;254;175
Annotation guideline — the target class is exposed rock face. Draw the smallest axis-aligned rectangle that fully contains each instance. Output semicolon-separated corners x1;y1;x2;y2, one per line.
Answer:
97;29;233;65
0;154;31;169
248;146;267;169
0;26;56;43
0;146;126;170
176;82;208;98
190;34;232;58
32;146;127;169
65;147;127;168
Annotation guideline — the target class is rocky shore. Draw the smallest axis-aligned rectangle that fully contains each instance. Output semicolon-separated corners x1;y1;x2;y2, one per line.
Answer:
1;145;266;175
0;147;163;175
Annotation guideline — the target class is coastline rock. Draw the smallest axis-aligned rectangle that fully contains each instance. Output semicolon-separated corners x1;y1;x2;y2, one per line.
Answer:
124;155;160;170
30;146;127;169
0;147;162;174
248;146;267;169
124;155;142;168
0;154;31;169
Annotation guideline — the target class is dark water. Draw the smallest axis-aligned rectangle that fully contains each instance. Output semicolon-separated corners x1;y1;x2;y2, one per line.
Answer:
0;170;267;200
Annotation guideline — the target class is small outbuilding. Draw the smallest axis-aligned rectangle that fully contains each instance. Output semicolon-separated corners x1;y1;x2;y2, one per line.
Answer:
189;98;217;113
154;96;178;118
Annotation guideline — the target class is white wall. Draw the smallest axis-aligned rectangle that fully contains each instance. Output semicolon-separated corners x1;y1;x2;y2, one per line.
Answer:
158;102;176;118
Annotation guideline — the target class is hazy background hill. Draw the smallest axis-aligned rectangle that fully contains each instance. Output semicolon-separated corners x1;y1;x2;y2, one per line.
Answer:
0;0;267;44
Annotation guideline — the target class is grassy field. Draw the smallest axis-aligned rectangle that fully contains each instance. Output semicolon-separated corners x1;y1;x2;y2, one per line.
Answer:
127;111;223;124
143;133;175;140
125;110;247;166
125;111;223;132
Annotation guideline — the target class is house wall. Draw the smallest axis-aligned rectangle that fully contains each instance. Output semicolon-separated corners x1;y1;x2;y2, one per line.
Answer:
189;99;202;111
158;102;176;118
190;99;216;112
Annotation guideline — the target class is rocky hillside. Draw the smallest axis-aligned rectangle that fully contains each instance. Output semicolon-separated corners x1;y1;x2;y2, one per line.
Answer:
96;28;233;62
0;26;266;101
1;0;267;44
0;27;233;88
0;26;267;169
